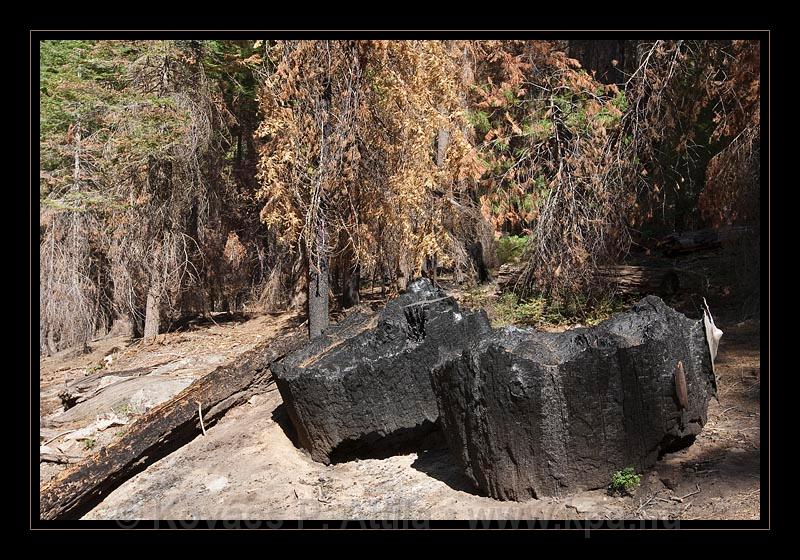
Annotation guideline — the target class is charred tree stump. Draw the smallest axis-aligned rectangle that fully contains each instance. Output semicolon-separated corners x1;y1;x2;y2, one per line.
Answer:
430;296;719;501
273;278;492;464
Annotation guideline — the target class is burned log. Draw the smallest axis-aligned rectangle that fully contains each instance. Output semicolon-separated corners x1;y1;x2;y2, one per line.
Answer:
39;325;306;520
273;278;492;464
430;296;718;501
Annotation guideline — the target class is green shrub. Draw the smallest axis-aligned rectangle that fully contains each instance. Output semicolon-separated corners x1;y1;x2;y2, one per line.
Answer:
609;467;641;496
496;235;528;265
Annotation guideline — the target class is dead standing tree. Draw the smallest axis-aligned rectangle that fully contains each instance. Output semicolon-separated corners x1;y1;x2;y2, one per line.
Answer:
255;41;487;327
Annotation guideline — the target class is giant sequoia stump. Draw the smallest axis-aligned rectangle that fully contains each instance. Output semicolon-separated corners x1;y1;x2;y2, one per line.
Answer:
430;296;718;501
273;278;491;464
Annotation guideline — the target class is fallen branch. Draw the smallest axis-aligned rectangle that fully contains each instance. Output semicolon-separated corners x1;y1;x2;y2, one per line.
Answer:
402;296;453;308
669;484;702;504
636;492;659;514
42;429;76;446
197;402;207;436
496;261;708;297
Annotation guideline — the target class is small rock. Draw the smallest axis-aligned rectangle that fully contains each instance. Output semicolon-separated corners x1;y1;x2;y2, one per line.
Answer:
205;476;229;493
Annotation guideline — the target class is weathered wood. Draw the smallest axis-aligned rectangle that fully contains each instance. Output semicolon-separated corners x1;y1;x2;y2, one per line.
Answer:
496;261;707;297
41;451;83;465
39;327;305;520
55;365;159;412
674;361;689;409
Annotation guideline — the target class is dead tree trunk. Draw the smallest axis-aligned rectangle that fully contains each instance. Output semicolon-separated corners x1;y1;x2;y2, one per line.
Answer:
496;261;707;297
39;327;306;520
567;40;629;85
142;280;161;341
307;219;329;338
469;241;492;284
108;314;136;339
341;258;361;309
338;230;360;309
436;127;450;168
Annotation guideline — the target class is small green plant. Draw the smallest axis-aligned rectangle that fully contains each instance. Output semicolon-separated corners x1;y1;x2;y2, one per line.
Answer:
87;361;105;373
113;402;135;417
496;235;528;265
609;467;641;496
466;109;492;135
83;438;96;450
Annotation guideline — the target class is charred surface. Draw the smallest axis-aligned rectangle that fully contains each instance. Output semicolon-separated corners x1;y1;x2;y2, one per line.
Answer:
431;296;717;501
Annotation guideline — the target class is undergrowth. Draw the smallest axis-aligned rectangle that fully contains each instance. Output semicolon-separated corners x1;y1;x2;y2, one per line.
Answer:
496;235;528;266
462;286;631;328
609;467;641;496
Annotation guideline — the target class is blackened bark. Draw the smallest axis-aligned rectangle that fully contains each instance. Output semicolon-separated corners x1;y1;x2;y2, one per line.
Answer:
274;278;492;464
568;40;628;85
341;261;361;308
430;296;718;501
421;255;438;285
468;241;492;283
339;231;360;309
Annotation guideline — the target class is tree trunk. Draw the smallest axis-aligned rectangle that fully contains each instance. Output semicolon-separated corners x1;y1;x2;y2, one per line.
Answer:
469;241;491;284
143;281;161;341
567;40;628;85
108;315;136;339
340;244;361;309
421;255;438;285
431;296;717;500
307;220;329;338
395;258;410;292
436;128;450;168
72;120;81;189
46;328;59;356
496;261;708;297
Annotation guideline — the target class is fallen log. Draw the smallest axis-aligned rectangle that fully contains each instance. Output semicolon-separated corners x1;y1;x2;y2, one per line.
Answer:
273;278;491;464
657;229;723;257
39;324;306;520
40;451;83;465
50;374;196;427
595;265;708;296
57;365;161;408
496;262;708;297
430;295;719;501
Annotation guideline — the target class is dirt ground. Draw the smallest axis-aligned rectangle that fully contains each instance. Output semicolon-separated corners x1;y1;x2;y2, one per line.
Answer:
38;303;759;521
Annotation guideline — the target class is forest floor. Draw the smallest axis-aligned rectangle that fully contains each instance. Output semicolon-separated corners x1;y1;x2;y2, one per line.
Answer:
39;255;762;522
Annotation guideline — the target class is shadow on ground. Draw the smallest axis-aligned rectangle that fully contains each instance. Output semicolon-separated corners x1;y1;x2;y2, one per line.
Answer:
271;403;301;449
410;446;483;496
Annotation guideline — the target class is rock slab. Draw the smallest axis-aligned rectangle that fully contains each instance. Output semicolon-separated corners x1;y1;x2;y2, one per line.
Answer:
273;278;491;464
430;296;718;501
